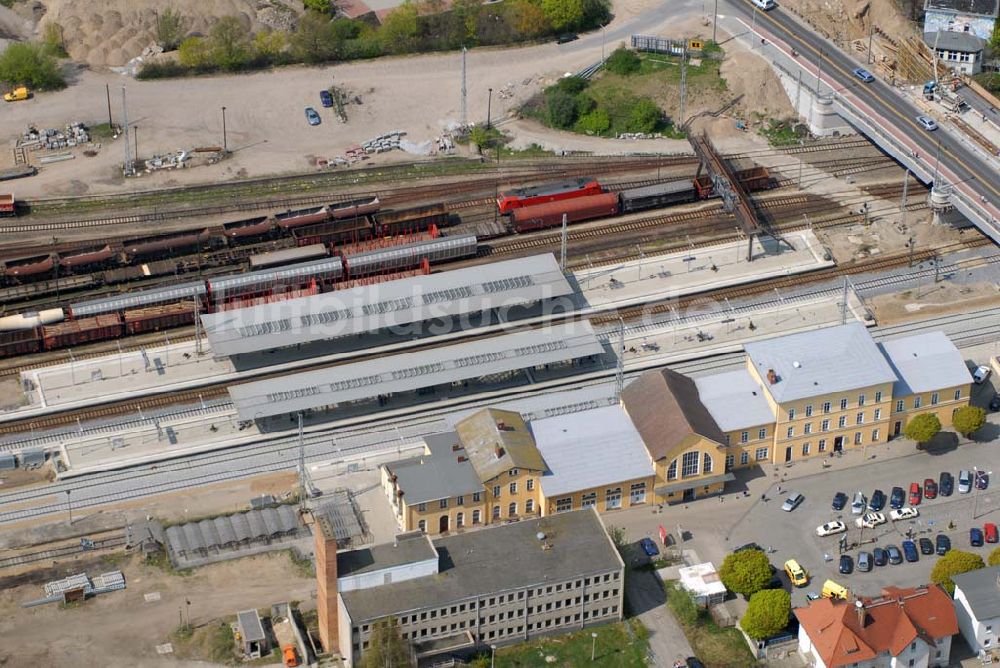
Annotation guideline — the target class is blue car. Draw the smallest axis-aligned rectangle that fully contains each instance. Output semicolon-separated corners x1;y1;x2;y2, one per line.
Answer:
886;544;903;565
319;90;334;108
869;489;886;511
639;537;659;557
902;540;919;562
832;492;848;511
890;487;905;509
853;67;875;83
872;547;887;566
305;107;321;126
972;528;985;547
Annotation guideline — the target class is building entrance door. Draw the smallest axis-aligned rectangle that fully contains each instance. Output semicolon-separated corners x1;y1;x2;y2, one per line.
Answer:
833;436;844;452
785;446;793;463
893;421;902;437
439;515;449;533
683;488;695;502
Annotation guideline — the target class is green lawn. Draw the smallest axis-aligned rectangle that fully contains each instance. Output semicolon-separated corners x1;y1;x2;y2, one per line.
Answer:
665;582;758;668
487;620;649;667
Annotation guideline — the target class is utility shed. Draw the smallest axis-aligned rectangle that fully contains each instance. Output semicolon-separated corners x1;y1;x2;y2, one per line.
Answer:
236;609;269;658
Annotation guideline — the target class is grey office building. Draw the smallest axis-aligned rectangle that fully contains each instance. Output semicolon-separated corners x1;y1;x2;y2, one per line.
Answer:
335;508;625;666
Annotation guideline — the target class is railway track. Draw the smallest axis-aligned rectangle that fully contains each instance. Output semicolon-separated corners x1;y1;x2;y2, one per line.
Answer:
0;532;127;570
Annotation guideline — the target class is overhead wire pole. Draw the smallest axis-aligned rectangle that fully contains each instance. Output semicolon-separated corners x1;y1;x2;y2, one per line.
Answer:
615;318;625;403
901;169;910;228
679;46;687;132
297;412;307;513
194;296;203;356
460;46;467;127
121;86;132;176
560;213;568;271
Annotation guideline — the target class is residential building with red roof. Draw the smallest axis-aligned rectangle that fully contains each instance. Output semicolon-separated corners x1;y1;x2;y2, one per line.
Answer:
794;585;957;668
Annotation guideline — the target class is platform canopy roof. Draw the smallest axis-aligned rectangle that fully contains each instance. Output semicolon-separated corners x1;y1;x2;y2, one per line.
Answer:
201;253;573;358
229;321;602;420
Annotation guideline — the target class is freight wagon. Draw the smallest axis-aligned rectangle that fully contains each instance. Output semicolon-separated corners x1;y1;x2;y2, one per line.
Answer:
42;313;123;350
0;328;42;357
59;245;117;271
510;193;620;233
124;301;197;334
223;216;274;240
342;234;477;278
2;254;54;279
206;257;345;303
330;196;381;220
249;244;329;270
497;178;603;214
374;204;450;236
123;229;215;260
619;181;699;212
292;218;373;248
275;205;331;230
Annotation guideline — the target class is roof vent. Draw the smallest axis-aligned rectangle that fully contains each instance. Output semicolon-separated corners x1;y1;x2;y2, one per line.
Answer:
537;532;546;541
793;361;801;368
495;445;505;460
457;455;467;463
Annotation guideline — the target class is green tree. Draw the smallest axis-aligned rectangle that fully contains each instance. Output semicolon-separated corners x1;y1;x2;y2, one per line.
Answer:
43;22;68;57
904;413;941;444
665;581;699;626
380;2;420;54
468;125;503;151
291;13;340;63
540;0;584;31
209;16;252;70
719;548;772;597
627;97;661;133
990;23;1000;52
576;108;610;134
605;46;640;75
304;0;333;12
178;36;212;69
252;29;286;63
506;0;549;38
580;0;611;27
155;7;189;50
360;617;412;668
953;405;986;437
0;42;65;90
741;589;790;640
546;88;578;128
989;547;1000;566
931;549;984;593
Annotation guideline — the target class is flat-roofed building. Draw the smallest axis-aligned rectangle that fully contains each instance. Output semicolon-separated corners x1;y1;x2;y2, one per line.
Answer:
745;322;897;463
532;405;656;515
879;331;971;438
694;369;775;471
621;368;734;503
335;508;624;667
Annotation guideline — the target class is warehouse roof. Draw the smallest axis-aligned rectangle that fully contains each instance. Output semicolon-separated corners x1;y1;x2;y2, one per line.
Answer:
201;253;573;357
953;566;1000;620
386;432;484;505
208;256;344;295
694;369;775;431
532;405;654;497
338;508;623;623
878;331;971;396
457;408;547;482
71;281;206;317
338;531;437;578
229;321;602;420
744;323;896;403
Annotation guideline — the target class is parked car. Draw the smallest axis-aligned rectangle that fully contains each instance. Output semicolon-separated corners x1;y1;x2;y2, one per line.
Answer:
869;489;886;511
839;554;854;574
817;521;848;537
971;528;985;547
917;115;938;131
319;90;334;108
639;537;659;557
304;107;321;126
985;523;999;544
832;492;848;511
890;507;920;521
924;478;938;499
852;67;876;83
855;512;887;529
973;365;992;384
936;534;951;555
902;540;919;562
851;491;868;515
909;482;922;505
784;559;809;587
976;470;990;490
886;544;903;564
556;33;579;44
959;470;973;494
919;538;934;555
940;471;954;497
782;492;805;512
890;486;906;509
857;551;872;572
990;393;1000;412
873;547;888;566
686;658;706;668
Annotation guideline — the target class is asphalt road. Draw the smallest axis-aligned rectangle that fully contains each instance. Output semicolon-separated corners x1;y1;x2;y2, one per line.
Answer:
721;0;1000;220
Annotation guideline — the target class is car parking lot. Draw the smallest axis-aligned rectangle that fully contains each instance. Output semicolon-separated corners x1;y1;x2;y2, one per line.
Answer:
729;444;1000;605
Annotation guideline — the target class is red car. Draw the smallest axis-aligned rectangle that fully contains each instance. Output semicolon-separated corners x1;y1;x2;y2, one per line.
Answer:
985;523;999;544
924;478;938;499
909;482;922;505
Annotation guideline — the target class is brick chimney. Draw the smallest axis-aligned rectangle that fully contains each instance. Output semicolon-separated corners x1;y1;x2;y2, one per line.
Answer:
855;600;865;627
766;369;778;385
314;514;340;655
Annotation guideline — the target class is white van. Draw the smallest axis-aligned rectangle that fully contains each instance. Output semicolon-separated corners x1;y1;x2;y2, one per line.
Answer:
752;0;776;10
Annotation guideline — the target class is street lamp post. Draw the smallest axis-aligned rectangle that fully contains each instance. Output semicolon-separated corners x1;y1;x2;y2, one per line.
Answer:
591;632;598;661
133;125;139;169
490;644;497;668
487;89;493;130
65;489;73;524
221;106;228;152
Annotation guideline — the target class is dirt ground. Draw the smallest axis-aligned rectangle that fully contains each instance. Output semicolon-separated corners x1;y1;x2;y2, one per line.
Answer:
0;550;316;667
0;465;53;492
869;280;1000;325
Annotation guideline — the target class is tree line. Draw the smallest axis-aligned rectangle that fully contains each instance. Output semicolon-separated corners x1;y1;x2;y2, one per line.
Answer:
139;0;611;79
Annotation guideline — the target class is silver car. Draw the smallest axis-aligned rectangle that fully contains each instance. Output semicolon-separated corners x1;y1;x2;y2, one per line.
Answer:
781;492;805;512
959;470;972;494
851;491;867;515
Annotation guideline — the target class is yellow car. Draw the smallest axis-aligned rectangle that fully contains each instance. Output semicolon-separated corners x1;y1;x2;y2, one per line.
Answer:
3;87;29;102
822;579;849;600
784;559;808;587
